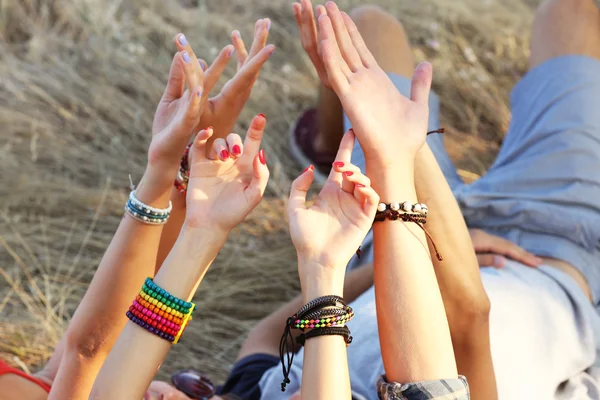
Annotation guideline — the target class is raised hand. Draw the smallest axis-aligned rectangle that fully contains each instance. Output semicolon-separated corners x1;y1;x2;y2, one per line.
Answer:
292;0;330;88
316;2;433;169
147;46;205;187
288;130;379;291
184;114;269;233
174;20;275;146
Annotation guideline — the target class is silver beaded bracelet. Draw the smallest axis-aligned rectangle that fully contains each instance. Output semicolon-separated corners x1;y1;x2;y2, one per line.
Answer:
377;201;428;215
124;190;172;225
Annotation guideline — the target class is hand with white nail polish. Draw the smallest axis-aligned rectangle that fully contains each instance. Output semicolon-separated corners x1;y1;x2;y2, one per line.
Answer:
184;115;270;234
174;21;275;149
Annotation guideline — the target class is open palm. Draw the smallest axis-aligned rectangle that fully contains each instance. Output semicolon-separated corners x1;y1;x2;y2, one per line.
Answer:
288;131;379;278
185;115;269;233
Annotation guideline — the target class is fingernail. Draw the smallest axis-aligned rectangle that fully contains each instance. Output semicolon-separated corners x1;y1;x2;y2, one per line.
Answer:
343;171;354;177
232;145;241;155
207;126;213;131
228;47;235;57
269;48;276;57
303;165;313;173
199;60;206;71
179;34;188;47
182;51;191;63
355;183;365;188
266;19;272;31
494;255;505;268
259;149;266;165
197;89;203;98
233;30;240;38
220;150;230;160
258;113;266;119
333;161;344;168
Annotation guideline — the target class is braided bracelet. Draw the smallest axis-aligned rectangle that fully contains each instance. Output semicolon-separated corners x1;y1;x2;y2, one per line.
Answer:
296;326;353;346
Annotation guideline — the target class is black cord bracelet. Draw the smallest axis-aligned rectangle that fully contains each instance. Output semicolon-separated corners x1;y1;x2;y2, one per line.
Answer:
296;325;353;346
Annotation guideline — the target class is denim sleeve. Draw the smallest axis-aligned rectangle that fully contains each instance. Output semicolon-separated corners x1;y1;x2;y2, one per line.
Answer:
377;375;470;400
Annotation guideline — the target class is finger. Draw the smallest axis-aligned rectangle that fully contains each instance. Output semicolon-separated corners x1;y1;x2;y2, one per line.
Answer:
297;0;329;84
292;3;303;27
328;129;355;183
203;45;235;95
174;33;203;90
190;127;214;164
410;62;433;105
162;53;186;101
247;18;270;61
341;168;370;194
356;184;379;216
324;1;362;71
487;236;543;267
208;138;230;161
341;12;377;68
476;254;506;269
288;165;315;212
226;133;244;158
176;85;204;136
318;14;352;78
244;151;270;208
242;113;267;157
232;29;248;69
220;44;275;99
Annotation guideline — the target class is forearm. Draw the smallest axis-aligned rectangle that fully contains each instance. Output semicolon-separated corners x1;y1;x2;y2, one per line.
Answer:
414;145;495;398
370;164;456;383
49;171;172;399
300;268;352;400
415;145;490;319
90;228;225;400
156;187;186;273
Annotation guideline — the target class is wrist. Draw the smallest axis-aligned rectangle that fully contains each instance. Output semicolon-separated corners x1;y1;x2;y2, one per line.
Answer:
177;224;228;261
366;164;418;201
135;168;175;207
298;258;345;303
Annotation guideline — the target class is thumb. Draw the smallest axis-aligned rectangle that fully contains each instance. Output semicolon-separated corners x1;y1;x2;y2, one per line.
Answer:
476;254;506;269
410;61;433;105
288;165;315;213
244;151;270;208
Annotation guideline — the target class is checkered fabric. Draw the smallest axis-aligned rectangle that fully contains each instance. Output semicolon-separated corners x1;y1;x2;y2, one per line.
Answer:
377;375;470;400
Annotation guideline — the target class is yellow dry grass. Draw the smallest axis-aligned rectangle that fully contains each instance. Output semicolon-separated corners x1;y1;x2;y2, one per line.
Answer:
0;0;537;383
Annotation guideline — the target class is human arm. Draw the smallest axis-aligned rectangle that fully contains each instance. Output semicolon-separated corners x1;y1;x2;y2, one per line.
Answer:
156;22;275;269
90;116;270;399
287;131;379;400
47;43;208;400
317;1;458;383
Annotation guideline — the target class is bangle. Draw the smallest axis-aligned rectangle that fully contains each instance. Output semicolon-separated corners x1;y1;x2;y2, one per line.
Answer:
174;144;192;195
124;191;172;225
126;277;196;344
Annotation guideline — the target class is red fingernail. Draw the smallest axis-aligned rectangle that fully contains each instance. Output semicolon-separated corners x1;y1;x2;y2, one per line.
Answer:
259;149;266;165
258;113;266;119
355;183;365;188
303;165;314;173
343;171;354;177
206;126;213;132
232;145;241;155
333;161;344;168
220;150;229;160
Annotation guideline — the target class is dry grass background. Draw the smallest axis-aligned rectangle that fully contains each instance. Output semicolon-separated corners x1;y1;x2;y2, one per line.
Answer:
0;0;538;384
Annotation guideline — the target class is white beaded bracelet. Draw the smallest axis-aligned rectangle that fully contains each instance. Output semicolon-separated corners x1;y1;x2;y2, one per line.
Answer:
377;202;428;215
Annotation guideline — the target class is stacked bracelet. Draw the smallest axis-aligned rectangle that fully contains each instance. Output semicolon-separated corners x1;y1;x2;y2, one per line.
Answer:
279;295;354;391
124;191;172;225
126;277;195;344
174;144;192;195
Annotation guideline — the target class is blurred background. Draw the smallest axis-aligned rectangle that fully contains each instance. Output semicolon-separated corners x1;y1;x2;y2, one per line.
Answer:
0;0;536;382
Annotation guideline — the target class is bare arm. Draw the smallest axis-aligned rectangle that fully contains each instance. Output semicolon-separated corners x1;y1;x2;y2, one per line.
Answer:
415;144;496;398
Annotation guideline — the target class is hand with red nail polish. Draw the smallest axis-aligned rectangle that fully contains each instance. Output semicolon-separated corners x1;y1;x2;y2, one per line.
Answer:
184;115;270;234
288;130;379;300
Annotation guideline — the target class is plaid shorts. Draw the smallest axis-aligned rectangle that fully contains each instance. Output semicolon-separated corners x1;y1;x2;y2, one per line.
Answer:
377;375;470;400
